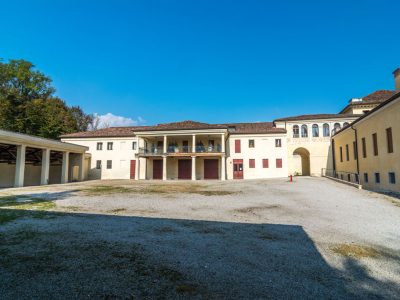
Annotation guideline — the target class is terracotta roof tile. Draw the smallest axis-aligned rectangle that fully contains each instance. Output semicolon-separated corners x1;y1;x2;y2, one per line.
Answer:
274;113;361;122
223;122;286;134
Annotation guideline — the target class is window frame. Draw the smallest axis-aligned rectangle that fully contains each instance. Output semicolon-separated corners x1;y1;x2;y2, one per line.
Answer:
375;172;380;184
248;139;255;148
106;160;112;169
364;173;368;183
362;137;367;158
262;159;269;168
372;133;378;156
389;172;396;184
276;158;282;168
386;127;393;153
96;142;103;151
249;159;255;168
323;123;330;137
275;139;282;147
301;125;308;138
96;160;102;169
292;125;299;138
132;141;137;150
234;139;241;153
107;142;113;151
345;144;349;161
339;146;343;162
312;124;319;137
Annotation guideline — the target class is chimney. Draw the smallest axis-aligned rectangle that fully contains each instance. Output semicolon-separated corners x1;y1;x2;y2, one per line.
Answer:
394;67;400;90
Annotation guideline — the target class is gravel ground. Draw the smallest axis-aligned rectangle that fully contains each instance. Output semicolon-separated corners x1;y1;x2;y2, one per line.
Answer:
0;177;399;299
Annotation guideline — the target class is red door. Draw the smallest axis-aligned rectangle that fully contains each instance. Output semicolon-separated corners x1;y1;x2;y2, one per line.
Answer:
233;159;244;179
204;159;219;179
130;160;136;179
178;159;191;179
153;159;163;180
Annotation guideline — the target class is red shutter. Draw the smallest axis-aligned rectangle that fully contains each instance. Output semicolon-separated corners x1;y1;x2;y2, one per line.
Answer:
262;159;269;168
276;159;282;168
249;159;255;168
235;139;241;153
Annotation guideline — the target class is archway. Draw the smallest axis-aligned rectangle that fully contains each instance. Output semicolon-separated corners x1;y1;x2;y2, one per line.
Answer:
293;147;310;176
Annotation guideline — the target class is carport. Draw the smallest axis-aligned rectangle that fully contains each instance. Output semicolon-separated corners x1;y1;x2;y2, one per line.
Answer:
0;130;89;188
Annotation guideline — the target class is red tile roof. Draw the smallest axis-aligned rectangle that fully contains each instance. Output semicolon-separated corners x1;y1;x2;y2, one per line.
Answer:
339;90;397;113
60;120;286;138
274;113;361;122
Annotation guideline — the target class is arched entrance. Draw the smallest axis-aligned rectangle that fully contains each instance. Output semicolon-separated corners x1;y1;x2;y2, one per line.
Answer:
293;147;310;176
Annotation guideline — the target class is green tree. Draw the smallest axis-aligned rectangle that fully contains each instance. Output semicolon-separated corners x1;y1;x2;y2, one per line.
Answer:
0;59;93;138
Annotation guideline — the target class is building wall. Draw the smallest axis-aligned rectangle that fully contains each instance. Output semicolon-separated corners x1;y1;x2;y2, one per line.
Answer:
334;98;400;193
275;119;357;176
61;137;139;180
226;134;288;179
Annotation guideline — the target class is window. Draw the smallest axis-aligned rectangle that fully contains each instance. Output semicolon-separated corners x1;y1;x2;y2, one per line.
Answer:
333;123;341;134
389;172;396;184
386;127;393;153
364;173;368;183
346;144;349;161
339;146;343;162
132;141;137;150
262;159;269;168
312;124;319;137
249;159;255;168
235;139;241;153
249;140;255;148
323;123;330;137
343;122;350;128
353;141;357;160
347;174;351;182
96;160;101;169
107;142;113;150
293;125;299;138
362;137;367;158
301;125;308;138
96;142;103;150
276;158;282;168
372;133;378;156
107;160;112;169
275;139;282;147
375;172;380;184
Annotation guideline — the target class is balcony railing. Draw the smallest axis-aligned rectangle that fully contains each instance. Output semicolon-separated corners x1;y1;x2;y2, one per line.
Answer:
138;145;222;156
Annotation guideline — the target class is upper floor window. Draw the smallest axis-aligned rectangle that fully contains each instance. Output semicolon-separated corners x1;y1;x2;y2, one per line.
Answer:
132;141;137;150
343;122;350;128
249;139;255;148
235;139;241;153
96;160;101;169
249;159;255;168
362;137;367;158
323;124;330;137
301;125;308;138
372;133;378;156
386;127;394;153
96;142;103;150
107;142;113;150
312;124;319;137
276;158;283;168
389;172;396;184
275;139;282;147
333;123;341;134
293;125;299;138
107;160;112;169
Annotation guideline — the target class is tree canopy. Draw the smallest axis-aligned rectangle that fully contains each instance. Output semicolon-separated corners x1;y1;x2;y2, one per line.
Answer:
0;59;93;139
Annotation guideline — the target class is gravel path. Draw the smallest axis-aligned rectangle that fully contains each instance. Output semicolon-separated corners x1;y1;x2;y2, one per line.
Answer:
0;177;399;299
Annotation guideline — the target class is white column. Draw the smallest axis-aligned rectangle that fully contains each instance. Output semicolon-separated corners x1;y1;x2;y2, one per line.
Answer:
135;157;140;180
61;152;69;184
40;148;50;185
14;145;26;187
221;133;225;153
78;153;85;181
162;156;167;180
221;156;226;181
163;135;167;153
191;156;196;180
192;134;196;152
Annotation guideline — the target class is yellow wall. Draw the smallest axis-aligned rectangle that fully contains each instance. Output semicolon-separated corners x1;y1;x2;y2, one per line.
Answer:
333;97;400;193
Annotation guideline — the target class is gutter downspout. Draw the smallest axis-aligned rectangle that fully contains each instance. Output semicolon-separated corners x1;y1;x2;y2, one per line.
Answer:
350;124;360;182
331;136;336;177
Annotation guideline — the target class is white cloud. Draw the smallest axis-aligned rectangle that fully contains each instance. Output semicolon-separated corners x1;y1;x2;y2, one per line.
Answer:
92;113;146;129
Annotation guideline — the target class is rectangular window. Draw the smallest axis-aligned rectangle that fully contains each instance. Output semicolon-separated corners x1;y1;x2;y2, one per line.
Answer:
132;141;137;150
249;139;255;148
364;173;368;183
107;142;113;150
275;139;282;147
96;160;101;169
386;127;393;153
372;133;378;156
107;160;112;169
249;159;255;168
339;146;343;162
353;141;357;160
375;172;380;184
389;172;396;184
235;139;241;153
362;137;367;158
262;159;269;168
346;144;349;161
96;142;103;150
276;158;282;168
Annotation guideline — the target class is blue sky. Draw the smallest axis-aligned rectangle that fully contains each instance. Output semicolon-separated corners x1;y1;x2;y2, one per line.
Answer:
1;0;399;126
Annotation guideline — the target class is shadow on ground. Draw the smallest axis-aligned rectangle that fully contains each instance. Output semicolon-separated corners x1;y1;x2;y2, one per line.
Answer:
0;192;399;299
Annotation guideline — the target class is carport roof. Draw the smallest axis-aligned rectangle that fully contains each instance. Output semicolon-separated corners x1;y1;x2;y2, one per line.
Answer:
0;129;88;152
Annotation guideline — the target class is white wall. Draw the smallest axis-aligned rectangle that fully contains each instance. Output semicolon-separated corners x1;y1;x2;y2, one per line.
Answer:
226;134;288;179
61;137;139;180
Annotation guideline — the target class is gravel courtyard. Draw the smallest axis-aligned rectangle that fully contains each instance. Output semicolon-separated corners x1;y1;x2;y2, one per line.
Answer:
1;177;399;299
